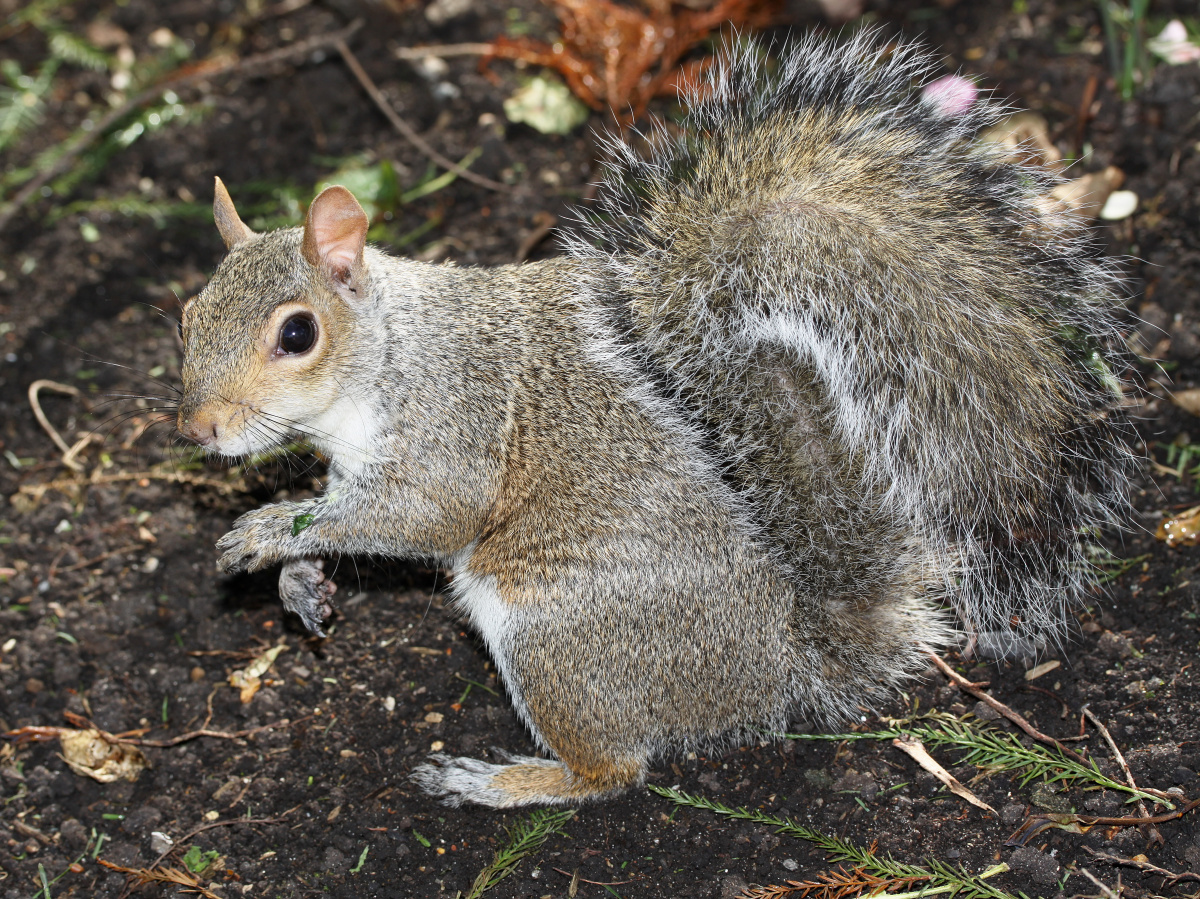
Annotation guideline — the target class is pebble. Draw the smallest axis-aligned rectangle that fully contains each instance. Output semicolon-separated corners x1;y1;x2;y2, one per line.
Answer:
719;875;751;899
59;818;88;849
150;832;174;855
1008;846;1061;885
1000;802;1026;826
1097;631;1133;659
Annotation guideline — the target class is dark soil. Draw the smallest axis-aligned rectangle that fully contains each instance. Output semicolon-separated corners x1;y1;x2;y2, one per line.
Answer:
4;1;1200;897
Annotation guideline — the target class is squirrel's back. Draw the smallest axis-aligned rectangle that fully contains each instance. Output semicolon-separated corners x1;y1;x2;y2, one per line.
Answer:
568;32;1130;652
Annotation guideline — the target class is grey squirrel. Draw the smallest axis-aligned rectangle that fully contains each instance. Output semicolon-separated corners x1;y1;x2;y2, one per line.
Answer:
176;32;1129;807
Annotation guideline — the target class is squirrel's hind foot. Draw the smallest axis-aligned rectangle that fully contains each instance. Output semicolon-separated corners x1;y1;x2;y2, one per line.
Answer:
411;751;644;807
278;558;336;636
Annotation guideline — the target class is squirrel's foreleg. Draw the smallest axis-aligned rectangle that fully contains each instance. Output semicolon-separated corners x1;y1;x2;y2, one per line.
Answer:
278;558;337;636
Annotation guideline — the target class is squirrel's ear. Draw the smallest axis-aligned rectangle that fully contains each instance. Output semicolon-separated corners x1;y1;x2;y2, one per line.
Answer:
302;186;369;285
213;177;254;249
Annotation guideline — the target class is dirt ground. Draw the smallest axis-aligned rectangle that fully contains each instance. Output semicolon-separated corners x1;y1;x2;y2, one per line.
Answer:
4;0;1200;897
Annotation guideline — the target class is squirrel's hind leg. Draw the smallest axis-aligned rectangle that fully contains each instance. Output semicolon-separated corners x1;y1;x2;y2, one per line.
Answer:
411;751;644;808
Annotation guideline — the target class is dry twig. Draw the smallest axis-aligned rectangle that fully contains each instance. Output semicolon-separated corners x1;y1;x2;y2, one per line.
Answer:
394;42;498;60
1084;847;1200;884
149;808;301;869
17;468;246;508
929;653;1090;766
27;379;91;471
1073;865;1120;899
1082;706;1166;846
515;211;558;262
335;38;507;193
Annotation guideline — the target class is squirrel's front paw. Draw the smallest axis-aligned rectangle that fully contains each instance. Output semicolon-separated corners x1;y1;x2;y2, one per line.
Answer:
217;506;296;573
278;558;337;636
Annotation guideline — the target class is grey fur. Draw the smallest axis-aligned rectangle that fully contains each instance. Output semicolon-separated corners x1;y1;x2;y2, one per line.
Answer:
178;33;1129;807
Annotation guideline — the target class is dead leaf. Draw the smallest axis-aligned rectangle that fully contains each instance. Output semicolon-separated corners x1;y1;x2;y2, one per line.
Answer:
229;644;287;703
1006;812;1093;846
892;734;996;813
59;729;148;783
1047;166;1125;222
979;111;1062;170
1170;388;1200;417
485;0;781;118
85;20;130;49
1024;659;1061;681
1157;506;1200;547
244;643;287;679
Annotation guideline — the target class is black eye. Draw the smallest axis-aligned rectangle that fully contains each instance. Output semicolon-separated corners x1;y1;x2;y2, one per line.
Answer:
279;315;316;354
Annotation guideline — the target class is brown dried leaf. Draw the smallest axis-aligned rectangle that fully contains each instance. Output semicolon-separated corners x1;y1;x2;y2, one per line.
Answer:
487;0;781;117
229;643;287;703
979;111;1062;170
1048;166;1125;222
1170;388;1200;417
58;728;148;783
1157;505;1200;547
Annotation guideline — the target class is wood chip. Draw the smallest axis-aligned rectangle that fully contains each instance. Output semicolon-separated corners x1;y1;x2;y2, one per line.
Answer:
1024;659;1061;681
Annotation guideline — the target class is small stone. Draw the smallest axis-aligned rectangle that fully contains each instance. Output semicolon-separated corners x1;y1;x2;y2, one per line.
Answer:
832;769;877;800
424;0;473;26
803;768;834;789
323;846;347;870
1030;781;1072;813
972;700;1001;721
121;805;162;835
1000;802;1026;826
211;777;243;803
189;667;206;682
719;874;751;899
781;858;799;871
1008;846;1061;885
1083;791;1120;816
149;832;174;855
1097;631;1133;659
59;818;88;849
25;677;44;693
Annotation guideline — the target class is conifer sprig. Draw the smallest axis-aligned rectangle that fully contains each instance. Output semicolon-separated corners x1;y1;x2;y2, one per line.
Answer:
788;713;1164;806
650;785;1023;899
462;808;575;899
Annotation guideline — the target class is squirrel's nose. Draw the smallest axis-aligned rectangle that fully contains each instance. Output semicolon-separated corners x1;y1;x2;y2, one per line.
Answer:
177;412;218;447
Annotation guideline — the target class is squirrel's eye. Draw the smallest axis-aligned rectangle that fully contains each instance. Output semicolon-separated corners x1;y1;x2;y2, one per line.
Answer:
279;315;317;354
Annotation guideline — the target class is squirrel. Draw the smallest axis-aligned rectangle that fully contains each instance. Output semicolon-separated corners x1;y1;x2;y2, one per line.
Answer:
176;32;1130;808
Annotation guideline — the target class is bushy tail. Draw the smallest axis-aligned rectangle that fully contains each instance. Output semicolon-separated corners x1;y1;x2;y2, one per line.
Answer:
567;31;1132;651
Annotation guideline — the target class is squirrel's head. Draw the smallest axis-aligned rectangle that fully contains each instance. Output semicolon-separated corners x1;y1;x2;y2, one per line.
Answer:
177;178;375;461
